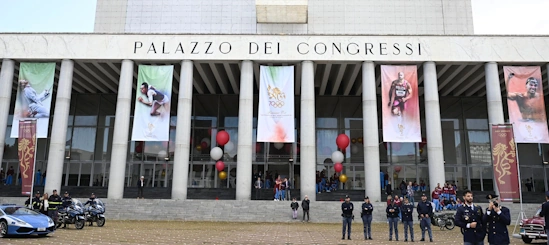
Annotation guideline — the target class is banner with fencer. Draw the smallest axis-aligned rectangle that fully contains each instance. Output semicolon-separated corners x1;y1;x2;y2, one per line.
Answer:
131;65;173;141
257;66;295;143
11;62;55;138
381;65;421;142
503;66;549;143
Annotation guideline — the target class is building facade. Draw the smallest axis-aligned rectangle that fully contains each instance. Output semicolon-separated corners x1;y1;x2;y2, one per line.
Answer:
1;0;549;202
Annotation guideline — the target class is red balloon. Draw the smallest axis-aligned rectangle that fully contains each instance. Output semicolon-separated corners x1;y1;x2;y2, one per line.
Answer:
334;163;343;173
215;161;225;172
201;141;208;149
216;131;230;146
255;142;262;152
394;166;402;172
336;134;350;149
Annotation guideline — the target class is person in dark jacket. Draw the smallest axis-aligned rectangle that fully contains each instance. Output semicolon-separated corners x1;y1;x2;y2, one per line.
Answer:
61;192;72;208
417;193;434;242
361;196;374;240
301;195;310;222
455;190;486;245
25;191;42;210
540;192;549;245
386;200;400;241
483;193;511;245
341;195;354;240
137;176;145;199
47;189;62;227
290;198;299;219
401;197;414;242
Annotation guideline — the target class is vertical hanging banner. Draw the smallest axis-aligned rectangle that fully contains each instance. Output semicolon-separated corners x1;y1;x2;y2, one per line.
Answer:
381;65;421;142
504;66;549;143
131;65;173;141
18;120;37;195
490;124;520;202
257;66;295;142
11;62;55;138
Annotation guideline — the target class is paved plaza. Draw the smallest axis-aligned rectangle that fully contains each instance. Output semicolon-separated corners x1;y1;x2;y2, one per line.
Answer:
2;220;525;245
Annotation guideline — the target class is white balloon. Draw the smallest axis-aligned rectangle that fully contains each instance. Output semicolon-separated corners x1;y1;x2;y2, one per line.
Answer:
331;151;344;163
274;143;284;150
201;138;211;147
351;145;359;154
210;147;223;160
158;150;168;158
225;141;235;153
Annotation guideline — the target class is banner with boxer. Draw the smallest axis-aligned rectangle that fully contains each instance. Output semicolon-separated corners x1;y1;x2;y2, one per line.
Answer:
490;124;520;202
11;62;55;138
504;66;549;143
131;65;173;141
381;65;421;142
257;65;295;142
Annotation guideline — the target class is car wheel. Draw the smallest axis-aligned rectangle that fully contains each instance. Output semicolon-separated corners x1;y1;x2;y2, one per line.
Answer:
522;236;533;244
97;217;105;227
0;220;8;238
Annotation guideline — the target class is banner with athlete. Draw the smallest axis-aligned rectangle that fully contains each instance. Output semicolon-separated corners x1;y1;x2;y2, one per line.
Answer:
381;65;421;142
257;65;295;142
11;62;55;138
504;66;549;143
131;65;173;141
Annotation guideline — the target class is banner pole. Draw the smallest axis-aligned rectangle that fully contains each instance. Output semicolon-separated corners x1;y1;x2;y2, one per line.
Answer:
510;123;526;238
29;120;37;210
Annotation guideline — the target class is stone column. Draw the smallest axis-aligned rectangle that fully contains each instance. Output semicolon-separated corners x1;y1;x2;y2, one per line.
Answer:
362;61;382;202
423;61;446;192
300;61;316;201
485;62;503;195
0;59;14;164
107;60;134;199
45;60;74;193
172;60;194;200
235;60;253;200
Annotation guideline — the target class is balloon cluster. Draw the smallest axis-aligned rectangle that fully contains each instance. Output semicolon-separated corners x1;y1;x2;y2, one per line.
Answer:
332;134;349;183
210;131;230;180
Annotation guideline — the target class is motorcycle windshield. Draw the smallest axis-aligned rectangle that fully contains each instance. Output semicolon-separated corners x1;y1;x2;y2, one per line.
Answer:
71;198;84;208
95;199;104;207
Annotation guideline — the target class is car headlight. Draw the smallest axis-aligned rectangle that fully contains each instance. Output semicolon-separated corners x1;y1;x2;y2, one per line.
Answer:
48;218;54;225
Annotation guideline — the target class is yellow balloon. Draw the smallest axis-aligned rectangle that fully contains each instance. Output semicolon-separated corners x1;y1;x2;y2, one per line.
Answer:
196;145;202;151
419;148;423;154
219;171;227;180
339;174;348;183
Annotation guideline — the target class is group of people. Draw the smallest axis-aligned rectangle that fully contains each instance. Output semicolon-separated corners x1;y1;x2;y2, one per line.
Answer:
316;170;340;193
0;166;47;186
289;195;311;221
431;182;459;212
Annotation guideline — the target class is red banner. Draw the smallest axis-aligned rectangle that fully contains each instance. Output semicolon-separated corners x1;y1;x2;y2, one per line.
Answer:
491;124;520;202
18;120;37;195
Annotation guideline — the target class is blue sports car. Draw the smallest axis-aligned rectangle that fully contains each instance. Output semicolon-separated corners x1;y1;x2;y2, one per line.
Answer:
0;204;55;237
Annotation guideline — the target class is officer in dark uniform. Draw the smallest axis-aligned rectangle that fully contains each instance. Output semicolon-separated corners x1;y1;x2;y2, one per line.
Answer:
417;193;433;242
341;195;354;240
60;191;73;228
386;198;400;241
47;189;62;228
455;190;486;245
361;196;374;240
483;193;511;245
401;197;415;242
539;191;549;245
25;191;41;210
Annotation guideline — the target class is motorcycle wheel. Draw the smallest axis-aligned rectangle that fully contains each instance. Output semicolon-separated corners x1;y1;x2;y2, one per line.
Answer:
75;220;85;230
56;221;63;229
97;217;105;227
445;218;455;230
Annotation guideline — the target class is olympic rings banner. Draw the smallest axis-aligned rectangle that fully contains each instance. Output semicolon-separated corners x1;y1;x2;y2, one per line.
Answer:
381;65;421;142
504;66;549;143
257;66;295;143
490;124;520;202
131;65;173;141
11;62;55;138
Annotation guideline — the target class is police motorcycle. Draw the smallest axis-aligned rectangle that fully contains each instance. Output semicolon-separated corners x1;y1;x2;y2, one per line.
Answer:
56;198;85;229
85;199;106;227
431;212;456;230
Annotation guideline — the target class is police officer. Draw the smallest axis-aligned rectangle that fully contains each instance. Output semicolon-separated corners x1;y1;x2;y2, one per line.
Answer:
361;196;373;240
84;193;97;206
386;198;400;241
539;192;549;245
60;191;72;228
417;193;434;242
25;191;41;210
47;189;62;227
455;190;486;245
483;193;511;245
401;197;415;242
341;195;354;240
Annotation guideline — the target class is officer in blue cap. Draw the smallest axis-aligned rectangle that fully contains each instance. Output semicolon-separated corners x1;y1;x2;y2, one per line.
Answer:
539;191;549;245
483;193;511;245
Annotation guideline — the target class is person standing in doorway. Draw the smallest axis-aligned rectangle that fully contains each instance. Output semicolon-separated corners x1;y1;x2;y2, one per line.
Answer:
341;195;354;240
254;177;262;199
301;195;310;222
361;196;373;240
6;166;14;185
407;181;415;206
137;176;145;199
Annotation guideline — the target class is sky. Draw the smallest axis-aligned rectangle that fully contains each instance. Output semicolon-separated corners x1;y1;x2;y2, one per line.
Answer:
0;0;548;35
